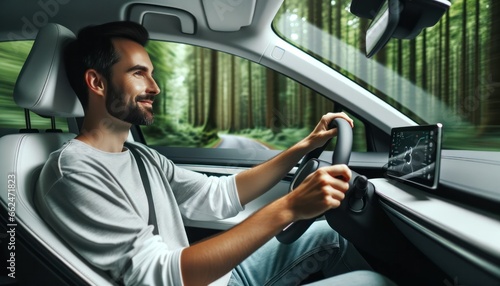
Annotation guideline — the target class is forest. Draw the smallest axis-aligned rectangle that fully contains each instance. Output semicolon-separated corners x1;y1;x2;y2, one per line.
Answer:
143;41;342;150
0;0;498;151
140;0;499;151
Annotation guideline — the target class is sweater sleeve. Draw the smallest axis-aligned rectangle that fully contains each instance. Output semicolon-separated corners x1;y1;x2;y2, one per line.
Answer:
159;157;244;221
35;172;184;285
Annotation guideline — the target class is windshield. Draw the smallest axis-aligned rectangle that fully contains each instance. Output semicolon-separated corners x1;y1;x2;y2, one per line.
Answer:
273;0;500;151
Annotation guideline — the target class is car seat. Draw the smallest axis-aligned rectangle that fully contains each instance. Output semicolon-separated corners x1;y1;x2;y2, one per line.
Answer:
0;23;116;285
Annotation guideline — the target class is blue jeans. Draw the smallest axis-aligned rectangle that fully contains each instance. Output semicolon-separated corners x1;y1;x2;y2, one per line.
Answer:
228;220;372;286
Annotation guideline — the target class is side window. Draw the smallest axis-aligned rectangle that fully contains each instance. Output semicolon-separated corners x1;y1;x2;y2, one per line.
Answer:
143;41;366;152
0;41;68;133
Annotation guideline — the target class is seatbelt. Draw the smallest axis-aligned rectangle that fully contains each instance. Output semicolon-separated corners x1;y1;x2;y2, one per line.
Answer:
125;142;159;235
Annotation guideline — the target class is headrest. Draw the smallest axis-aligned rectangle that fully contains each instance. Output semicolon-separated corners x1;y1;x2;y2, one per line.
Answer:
14;23;84;118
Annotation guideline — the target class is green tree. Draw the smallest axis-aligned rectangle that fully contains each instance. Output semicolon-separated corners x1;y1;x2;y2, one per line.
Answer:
483;0;500;133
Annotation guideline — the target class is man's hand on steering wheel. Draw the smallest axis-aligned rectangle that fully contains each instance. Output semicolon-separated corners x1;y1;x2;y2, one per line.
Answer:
276;113;355;244
283;164;352;222
302;112;354;151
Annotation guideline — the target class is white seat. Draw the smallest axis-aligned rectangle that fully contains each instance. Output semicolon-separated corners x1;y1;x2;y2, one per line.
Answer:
0;23;115;285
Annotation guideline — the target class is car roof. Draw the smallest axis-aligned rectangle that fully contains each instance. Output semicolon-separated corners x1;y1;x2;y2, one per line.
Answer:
1;0;275;42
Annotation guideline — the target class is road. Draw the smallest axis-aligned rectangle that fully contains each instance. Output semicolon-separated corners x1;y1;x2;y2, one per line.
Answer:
217;134;270;150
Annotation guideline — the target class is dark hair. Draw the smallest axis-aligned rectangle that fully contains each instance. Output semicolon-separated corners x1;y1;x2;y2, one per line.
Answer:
65;21;149;110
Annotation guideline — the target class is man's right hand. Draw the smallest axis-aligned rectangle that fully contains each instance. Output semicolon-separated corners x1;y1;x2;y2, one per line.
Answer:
282;164;351;221
181;164;351;286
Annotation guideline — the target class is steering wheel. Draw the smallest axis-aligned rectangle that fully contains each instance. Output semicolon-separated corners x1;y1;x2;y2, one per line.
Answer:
276;117;353;244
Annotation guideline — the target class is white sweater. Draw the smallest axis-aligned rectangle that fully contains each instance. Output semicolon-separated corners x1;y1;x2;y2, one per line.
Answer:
35;139;243;285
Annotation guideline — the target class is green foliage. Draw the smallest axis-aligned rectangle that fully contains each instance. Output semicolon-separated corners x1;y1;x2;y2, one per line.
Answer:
201;129;220;147
235;128;310;150
142;115;219;147
143;41;360;150
0;41;67;130
0;41;33;128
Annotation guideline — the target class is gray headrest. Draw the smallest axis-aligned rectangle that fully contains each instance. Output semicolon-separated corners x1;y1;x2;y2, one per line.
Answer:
14;23;84;118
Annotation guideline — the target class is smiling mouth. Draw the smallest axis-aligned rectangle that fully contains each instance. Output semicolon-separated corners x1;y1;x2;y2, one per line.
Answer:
138;100;153;107
136;95;155;108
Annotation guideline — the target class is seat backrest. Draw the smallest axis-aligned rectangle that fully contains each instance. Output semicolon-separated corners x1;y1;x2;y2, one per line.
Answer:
0;23;115;285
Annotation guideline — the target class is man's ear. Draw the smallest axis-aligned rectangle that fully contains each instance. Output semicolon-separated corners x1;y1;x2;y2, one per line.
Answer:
84;69;106;97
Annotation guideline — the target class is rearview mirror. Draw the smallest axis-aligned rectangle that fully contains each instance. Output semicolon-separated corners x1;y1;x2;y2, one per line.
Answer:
365;0;400;58
362;0;451;58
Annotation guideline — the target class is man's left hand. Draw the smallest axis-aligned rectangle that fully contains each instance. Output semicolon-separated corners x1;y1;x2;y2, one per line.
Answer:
303;112;354;151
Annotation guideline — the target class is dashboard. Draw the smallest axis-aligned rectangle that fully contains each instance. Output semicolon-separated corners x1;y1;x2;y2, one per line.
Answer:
166;121;500;285
374;178;500;285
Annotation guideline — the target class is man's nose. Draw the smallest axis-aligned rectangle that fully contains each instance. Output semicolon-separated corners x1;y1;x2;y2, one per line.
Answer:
147;76;160;95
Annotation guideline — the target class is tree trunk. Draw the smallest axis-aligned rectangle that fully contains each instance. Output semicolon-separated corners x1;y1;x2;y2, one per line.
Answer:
444;10;451;105
265;69;281;134
305;0;318;129
199;48;206;126
192;47;199;126
397;39;403;101
437;20;442;100
247;61;254;129
460;0;468;121
228;55;236;132
375;45;387;98
483;0;500;131
328;0;333;62
335;0;342;65
422;30;427;91
204;50;218;132
358;18;368;88
473;0;480;125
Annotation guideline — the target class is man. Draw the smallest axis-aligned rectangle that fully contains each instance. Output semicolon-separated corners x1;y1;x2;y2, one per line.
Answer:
35;21;375;286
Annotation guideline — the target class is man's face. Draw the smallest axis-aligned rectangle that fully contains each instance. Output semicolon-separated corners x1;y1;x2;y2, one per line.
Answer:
105;38;160;125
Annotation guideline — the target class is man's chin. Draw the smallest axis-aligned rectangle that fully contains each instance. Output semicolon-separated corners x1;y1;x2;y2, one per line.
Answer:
141;117;155;126
129;115;154;126
115;113;154;126
107;105;155;126
141;110;155;125
138;107;155;125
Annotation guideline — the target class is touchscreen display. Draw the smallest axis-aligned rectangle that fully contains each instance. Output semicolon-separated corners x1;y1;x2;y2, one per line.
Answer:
387;124;442;189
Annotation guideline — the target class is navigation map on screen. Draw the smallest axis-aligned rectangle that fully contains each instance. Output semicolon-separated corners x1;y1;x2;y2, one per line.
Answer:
387;124;442;189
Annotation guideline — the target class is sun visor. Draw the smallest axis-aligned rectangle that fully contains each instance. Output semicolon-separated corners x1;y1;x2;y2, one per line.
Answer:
201;0;256;32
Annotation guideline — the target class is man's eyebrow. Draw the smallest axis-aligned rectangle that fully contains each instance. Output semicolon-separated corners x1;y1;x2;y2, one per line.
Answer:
127;65;154;74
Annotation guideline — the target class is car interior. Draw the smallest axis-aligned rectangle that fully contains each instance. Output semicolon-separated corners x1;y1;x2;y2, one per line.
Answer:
1;0;500;285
